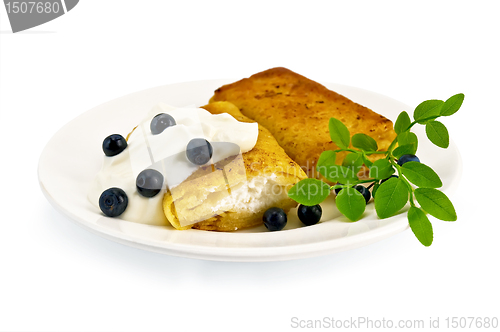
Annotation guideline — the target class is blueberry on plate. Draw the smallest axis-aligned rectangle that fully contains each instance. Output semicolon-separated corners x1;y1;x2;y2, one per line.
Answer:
186;138;213;165
298;204;322;226
263;207;287;231
353;184;371;204
102;134;127;156
99;188;128;217
397;154;420;166
136;169;164;198
150;113;176;135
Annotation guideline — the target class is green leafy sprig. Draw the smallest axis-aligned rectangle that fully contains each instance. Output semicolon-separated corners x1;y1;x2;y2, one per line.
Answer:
288;93;464;246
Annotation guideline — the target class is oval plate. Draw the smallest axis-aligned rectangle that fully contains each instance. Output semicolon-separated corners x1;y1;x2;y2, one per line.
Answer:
38;79;462;261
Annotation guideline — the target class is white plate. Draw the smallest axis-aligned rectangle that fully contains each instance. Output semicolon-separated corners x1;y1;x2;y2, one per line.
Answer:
38;79;462;261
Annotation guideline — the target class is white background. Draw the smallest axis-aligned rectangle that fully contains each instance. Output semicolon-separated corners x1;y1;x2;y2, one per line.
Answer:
1;1;499;331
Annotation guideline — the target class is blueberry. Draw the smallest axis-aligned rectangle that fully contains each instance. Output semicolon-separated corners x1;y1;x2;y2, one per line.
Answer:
397;154;420;166
186;138;213;165
334;183;344;195
298;204;322;226
99;188;128;217
263;207;287;231
380;174;399;184
150;113;176;135
136;169;164;197
354;185;371;204
102;134;127;156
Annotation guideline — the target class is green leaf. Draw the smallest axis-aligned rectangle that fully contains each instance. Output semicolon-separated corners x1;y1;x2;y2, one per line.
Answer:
329;118;350;149
425;120;449;148
394;111;411;134
374;177;409;219
408;207;433;246
393;144;417;159
318;165;358;184
414;188;457;221
440;93;464;116
317;150;337;168
288;179;331;206
336;187;366;221
342;152;363;169
351;133;378;152
413;100;444;123
372;182;380;198
369;159;395;180
397;131;418;154
401;161;442;188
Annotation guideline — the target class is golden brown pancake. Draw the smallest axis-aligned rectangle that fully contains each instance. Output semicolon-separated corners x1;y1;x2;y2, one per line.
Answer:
162;101;307;231
210;67;397;177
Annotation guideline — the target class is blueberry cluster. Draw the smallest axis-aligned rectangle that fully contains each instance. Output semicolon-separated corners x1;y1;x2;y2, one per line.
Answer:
98;113;215;218
262;154;423;231
334;154;421;202
263;204;323;231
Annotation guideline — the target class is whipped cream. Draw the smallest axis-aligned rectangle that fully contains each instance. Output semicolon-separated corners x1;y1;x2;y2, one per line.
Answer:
88;103;259;226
